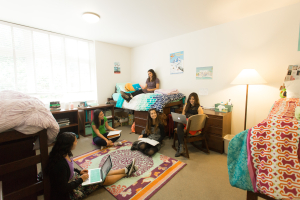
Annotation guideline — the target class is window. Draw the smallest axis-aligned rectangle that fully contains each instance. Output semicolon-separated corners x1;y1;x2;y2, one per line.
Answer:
0;21;96;103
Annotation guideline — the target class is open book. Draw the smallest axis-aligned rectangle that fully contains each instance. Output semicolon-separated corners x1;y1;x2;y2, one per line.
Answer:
107;130;121;139
138;138;159;146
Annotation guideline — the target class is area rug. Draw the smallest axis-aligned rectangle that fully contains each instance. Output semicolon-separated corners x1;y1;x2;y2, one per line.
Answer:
73;140;186;200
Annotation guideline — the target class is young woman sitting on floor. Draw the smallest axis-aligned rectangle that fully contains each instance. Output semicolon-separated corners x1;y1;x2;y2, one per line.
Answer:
175;92;204;157
46;132;138;200
120;69;160;103
131;108;166;156
92;109;122;148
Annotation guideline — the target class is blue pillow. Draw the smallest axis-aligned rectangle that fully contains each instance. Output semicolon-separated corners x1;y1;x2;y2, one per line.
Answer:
132;83;141;91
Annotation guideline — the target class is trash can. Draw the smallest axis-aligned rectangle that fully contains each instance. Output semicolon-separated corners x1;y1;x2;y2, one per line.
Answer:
224;134;235;154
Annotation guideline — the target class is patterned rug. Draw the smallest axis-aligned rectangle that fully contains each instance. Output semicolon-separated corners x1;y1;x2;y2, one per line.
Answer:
73;140;186;200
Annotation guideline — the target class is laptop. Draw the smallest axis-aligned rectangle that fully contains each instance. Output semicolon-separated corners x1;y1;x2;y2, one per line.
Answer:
82;155;112;186
171;112;187;124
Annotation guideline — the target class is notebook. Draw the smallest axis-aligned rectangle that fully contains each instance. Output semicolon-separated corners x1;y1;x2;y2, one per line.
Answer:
107;130;121;139
82;155;112;186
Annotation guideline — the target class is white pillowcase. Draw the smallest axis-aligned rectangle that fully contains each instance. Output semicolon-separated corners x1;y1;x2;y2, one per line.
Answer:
285;80;300;98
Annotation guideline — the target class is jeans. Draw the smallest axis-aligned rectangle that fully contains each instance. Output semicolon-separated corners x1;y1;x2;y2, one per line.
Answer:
93;132;120;146
177;123;185;145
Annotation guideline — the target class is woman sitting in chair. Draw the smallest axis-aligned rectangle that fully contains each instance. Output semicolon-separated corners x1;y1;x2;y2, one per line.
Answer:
175;92;203;157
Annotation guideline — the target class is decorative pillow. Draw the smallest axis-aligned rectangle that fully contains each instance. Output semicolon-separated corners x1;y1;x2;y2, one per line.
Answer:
285;80;300;98
116;83;129;93
132;83;142;91
125;83;135;91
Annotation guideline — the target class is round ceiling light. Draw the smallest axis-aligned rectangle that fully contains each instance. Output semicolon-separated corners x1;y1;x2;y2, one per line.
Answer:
82;12;100;23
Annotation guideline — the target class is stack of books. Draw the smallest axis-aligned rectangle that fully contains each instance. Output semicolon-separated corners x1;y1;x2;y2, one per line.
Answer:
57;118;70;127
50;101;61;111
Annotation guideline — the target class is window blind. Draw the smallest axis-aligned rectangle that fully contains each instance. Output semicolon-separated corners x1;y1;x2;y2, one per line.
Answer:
0;21;96;103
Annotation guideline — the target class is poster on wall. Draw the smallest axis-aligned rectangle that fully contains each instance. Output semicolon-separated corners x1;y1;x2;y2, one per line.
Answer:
196;66;213;80
170;51;184;74
298;25;300;51
114;62;120;74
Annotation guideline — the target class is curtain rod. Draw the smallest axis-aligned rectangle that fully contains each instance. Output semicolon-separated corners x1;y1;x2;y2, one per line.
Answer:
0;19;93;42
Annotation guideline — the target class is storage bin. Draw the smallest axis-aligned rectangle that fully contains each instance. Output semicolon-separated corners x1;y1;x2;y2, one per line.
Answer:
215;103;233;113
85;124;93;136
224;134;235;154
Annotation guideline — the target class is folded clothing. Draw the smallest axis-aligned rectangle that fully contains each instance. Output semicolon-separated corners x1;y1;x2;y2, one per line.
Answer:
154;89;179;95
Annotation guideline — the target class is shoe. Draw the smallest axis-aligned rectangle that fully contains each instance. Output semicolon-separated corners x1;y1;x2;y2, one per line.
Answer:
114;141;122;146
175;144;184;157
120;91;132;103
131;141;139;150
125;158;136;177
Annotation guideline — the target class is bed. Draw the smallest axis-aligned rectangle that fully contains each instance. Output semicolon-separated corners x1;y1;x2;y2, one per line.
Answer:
111;84;185;134
228;98;300;200
0;90;60;200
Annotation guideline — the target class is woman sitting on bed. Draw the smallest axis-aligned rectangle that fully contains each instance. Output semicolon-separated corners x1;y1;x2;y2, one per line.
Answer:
120;69;160;102
46;132;138;200
91;109;122;148
175;92;203;157
131;108;165;156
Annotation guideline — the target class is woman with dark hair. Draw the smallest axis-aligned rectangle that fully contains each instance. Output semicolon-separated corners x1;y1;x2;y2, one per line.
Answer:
46;132;138;200
92;109;121;148
175;92;203;157
131;108;165;156
121;69;160;102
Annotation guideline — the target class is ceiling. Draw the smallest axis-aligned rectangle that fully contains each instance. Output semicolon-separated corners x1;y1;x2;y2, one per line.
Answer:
0;0;299;47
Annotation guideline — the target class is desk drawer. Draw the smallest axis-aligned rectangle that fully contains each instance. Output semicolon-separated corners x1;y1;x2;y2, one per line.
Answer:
135;118;147;127
206;133;224;154
205;126;223;136
205;118;223;128
135;125;145;134
135;111;148;119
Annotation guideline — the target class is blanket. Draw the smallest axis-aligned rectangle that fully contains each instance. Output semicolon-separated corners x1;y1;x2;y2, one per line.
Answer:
0;90;59;149
151;93;185;112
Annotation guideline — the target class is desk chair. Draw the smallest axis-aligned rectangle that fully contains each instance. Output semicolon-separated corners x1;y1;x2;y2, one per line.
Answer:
172;114;209;158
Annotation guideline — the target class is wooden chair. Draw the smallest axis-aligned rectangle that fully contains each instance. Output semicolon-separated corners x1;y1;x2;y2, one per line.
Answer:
0;129;50;200
172;114;209;158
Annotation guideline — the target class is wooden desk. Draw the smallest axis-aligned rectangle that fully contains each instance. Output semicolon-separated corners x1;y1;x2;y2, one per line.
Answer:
78;104;115;137
175;108;232;154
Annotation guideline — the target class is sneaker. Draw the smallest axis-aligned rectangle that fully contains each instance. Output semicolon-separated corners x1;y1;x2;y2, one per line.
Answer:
131;141;139;150
120;91;132;103
125;158;136;177
175;144;184;157
114;141;122;146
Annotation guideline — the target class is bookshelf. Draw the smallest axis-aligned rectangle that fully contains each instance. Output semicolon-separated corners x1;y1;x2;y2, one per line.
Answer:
51;109;80;140
78;104;115;137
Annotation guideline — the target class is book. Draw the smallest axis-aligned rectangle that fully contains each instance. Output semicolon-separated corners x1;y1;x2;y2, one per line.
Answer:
58;120;70;124
57;118;69;122
59;123;70;127
138;138;159;146
107;130;121;139
50;108;61;111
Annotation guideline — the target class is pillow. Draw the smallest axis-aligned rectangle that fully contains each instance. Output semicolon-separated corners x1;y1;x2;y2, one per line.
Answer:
295;107;300;121
285;80;300;98
112;93;121;101
116;83;129;93
132;83;141;91
125;83;135;91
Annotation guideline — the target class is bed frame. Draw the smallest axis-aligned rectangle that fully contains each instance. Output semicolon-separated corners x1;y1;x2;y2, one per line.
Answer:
0;129;50;200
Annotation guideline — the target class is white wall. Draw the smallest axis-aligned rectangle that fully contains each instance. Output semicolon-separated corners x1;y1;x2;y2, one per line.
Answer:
131;3;300;135
95;41;131;104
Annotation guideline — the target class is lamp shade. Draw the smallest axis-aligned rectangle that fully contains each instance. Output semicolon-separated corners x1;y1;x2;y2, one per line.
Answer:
231;69;267;85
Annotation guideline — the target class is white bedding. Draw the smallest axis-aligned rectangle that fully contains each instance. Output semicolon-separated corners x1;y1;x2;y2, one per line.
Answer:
0;90;59;149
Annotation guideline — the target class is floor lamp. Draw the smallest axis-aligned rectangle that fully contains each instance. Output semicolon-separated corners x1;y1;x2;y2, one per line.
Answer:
231;69;267;130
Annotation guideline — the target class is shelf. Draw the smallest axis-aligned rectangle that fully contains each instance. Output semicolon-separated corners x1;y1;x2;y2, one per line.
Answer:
59;123;78;129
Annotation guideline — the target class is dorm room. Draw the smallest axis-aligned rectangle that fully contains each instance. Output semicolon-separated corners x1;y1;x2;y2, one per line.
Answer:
1;1;300;200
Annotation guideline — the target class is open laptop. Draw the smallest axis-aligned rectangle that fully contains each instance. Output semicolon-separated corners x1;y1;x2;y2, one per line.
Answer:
82;155;112;186
171;112;187;124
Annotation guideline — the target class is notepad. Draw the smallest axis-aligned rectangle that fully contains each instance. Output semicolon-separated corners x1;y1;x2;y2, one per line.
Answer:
138;138;159;146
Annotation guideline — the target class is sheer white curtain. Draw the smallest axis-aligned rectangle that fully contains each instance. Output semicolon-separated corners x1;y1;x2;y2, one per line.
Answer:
0;21;97;104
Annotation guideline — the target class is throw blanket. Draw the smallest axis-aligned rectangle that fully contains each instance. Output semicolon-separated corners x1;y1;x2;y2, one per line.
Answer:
154;89;179;95
151;93;185;112
250;98;300;199
0;90;59;149
228;129;254;192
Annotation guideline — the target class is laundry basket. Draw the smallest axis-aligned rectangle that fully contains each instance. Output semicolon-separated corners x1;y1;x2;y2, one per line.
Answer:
224;134;235;154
